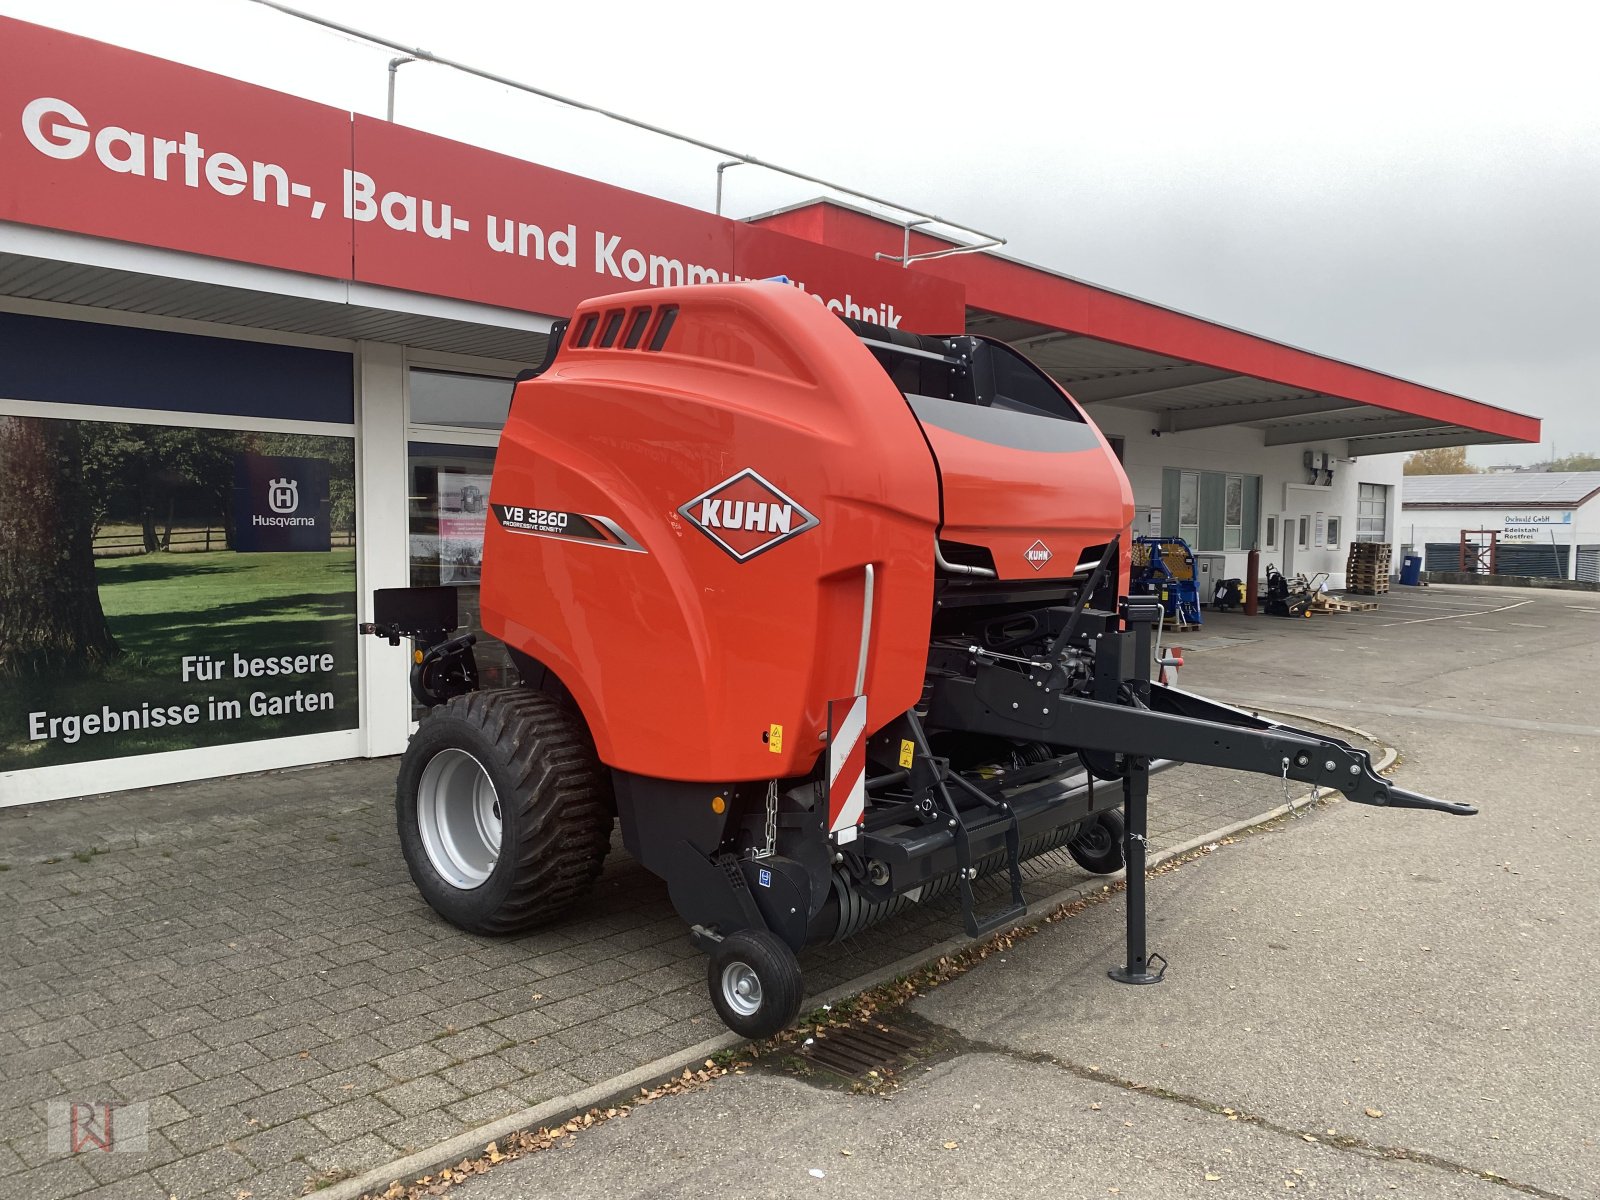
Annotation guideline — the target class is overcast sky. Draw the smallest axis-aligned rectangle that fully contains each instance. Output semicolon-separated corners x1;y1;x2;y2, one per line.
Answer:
5;0;1596;464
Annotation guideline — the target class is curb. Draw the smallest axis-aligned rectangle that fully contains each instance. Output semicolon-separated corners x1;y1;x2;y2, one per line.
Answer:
322;707;1393;1200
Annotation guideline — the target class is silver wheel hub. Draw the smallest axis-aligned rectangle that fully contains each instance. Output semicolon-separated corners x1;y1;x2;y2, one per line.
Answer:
417;748;502;890
721;962;764;1017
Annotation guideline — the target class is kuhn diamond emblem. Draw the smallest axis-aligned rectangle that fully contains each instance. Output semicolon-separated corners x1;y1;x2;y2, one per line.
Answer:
678;469;820;562
1024;539;1054;571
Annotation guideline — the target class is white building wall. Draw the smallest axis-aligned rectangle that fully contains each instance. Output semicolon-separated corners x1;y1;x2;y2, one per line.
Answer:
1399;501;1600;547
1091;408;1406;591
1398;499;1597;580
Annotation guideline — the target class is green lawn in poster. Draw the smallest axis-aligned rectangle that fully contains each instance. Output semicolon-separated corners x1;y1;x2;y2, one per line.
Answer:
2;549;358;771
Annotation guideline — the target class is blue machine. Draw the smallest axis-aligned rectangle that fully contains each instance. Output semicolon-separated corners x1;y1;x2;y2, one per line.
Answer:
1131;536;1203;627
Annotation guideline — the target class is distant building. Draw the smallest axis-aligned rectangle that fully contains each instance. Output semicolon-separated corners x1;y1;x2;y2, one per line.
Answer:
1401;473;1600;581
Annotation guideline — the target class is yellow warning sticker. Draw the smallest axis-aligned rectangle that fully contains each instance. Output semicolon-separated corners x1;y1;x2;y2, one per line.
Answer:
899;739;915;768
768;724;784;754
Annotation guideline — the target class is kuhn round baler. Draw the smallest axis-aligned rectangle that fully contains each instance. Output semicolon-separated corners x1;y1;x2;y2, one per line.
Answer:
364;281;1473;1038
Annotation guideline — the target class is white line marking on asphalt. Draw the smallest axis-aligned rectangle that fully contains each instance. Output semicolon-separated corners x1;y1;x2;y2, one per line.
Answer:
1564;607;1600;614
1508;622;1549;628
1374;599;1533;627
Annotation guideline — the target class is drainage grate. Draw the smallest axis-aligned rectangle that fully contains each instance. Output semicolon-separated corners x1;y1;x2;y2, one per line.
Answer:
797;1021;927;1080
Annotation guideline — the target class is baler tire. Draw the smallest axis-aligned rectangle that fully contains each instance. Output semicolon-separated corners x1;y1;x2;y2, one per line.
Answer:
707;930;804;1040
1067;809;1126;875
396;688;613;935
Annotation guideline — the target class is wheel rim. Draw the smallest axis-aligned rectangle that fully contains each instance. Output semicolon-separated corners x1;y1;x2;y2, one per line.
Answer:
1073;822;1114;858
720;961;764;1017
417;748;502;890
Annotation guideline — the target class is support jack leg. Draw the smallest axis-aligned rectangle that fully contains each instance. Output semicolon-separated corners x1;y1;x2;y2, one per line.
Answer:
1108;757;1167;985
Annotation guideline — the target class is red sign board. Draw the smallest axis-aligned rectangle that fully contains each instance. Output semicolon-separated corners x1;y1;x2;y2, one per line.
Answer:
349;116;737;317
0;17;964;331
0;17;352;279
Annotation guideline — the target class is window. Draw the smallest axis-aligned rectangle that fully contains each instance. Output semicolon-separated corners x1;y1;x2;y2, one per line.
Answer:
1265;515;1278;549
1223;474;1244;549
1326;516;1341;547
406;442;516;715
1162;468;1260;550
1179;471;1200;547
1357;482;1389;542
406;365;520;717
409;369;514;430
1298;516;1311;549
0;312;360;773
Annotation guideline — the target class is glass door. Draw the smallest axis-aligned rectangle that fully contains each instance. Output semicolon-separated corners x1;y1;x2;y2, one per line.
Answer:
405;366;518;716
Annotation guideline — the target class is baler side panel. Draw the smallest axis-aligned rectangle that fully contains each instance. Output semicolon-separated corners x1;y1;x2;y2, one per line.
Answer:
919;419;1134;581
480;284;942;783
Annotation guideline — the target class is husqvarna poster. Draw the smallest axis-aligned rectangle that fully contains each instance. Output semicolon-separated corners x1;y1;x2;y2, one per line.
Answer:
0;416;358;770
232;453;332;553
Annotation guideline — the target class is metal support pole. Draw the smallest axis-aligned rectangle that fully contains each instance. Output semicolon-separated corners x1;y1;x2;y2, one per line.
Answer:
714;160;743;216
1110;600;1167;985
386;56;415;121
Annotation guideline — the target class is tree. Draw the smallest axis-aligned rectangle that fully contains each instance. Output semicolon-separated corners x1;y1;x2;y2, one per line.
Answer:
0;417;121;675
1403;446;1479;476
1548;453;1600;472
81;425;238;552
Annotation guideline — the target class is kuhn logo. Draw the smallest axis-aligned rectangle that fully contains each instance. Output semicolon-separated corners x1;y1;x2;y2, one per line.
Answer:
1024;539;1054;571
678;470;819;562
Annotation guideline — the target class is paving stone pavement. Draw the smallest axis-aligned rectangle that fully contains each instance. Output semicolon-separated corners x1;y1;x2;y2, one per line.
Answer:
0;712;1367;1200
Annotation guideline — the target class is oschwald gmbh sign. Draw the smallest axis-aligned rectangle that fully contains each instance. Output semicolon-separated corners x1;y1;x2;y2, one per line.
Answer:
0;17;963;331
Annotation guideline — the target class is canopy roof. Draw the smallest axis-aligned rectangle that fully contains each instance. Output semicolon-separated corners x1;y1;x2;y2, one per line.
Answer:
750;201;1541;455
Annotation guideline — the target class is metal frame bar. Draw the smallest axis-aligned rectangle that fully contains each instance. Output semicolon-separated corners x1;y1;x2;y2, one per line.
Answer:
249;0;1006;249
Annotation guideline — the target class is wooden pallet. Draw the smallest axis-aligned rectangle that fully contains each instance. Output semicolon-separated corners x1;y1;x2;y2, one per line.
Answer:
1312;593;1379;613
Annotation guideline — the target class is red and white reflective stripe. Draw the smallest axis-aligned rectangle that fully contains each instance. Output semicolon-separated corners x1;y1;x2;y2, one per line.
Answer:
828;695;868;843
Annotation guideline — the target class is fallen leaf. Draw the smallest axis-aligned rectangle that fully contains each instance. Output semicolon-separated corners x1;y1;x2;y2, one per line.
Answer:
944;1141;959;1150
1089;1102;1102;1111
1301;1134;1318;1143
1365;1108;1384;1119
840;1149;852;1156
1205;1173;1221;1181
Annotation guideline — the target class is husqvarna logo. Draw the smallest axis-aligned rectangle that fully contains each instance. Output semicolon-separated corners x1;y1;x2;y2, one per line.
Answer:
1024;539;1054;571
678;469;819;562
267;478;299;515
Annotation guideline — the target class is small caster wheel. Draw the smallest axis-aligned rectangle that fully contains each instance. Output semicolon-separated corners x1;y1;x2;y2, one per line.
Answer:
706;929;804;1039
1068;809;1126;875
